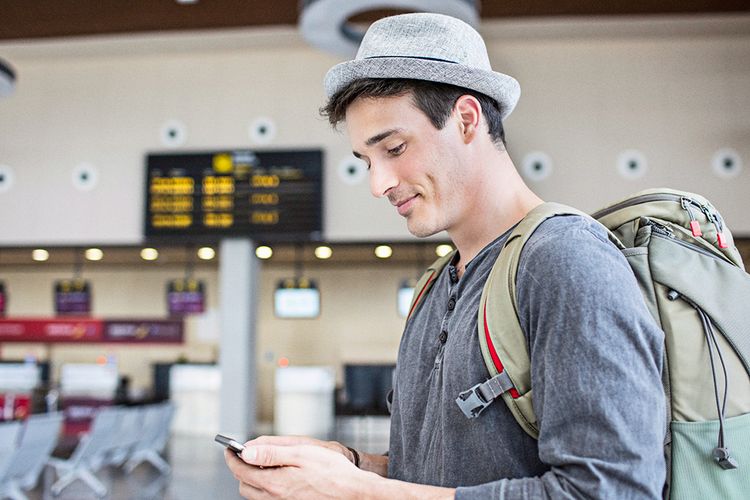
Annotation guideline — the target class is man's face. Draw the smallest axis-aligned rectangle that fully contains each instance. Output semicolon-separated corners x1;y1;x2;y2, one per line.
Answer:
346;93;473;237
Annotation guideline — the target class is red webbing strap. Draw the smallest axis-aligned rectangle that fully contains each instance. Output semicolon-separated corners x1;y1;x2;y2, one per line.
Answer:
483;301;520;399
406;272;437;321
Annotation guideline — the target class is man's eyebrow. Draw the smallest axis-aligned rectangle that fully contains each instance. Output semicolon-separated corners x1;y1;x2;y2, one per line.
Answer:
365;128;404;146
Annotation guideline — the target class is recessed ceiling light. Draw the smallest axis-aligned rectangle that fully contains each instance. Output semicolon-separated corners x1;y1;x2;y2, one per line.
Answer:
435;244;454;257
374;245;393;259
85;248;103;261
32;249;49;262
314;246;333;260
197;247;215;260
141;248;159;261
256;246;273;260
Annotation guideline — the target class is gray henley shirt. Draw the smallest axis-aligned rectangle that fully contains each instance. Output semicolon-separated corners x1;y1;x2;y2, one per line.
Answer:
387;214;666;499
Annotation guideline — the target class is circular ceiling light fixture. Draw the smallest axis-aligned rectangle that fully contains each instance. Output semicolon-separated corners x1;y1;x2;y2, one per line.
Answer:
374;245;393;259
299;0;480;58
0;58;16;98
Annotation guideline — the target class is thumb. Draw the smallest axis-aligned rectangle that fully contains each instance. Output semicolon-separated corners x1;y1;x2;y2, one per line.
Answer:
242;444;302;467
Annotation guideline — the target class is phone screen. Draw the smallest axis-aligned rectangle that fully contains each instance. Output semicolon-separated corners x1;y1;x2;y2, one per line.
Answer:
215;433;245;455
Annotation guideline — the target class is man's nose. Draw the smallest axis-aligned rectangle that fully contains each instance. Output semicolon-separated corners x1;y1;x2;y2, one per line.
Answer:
369;162;398;198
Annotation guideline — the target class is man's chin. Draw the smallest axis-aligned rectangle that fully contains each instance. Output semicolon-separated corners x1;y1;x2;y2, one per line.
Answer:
406;220;441;238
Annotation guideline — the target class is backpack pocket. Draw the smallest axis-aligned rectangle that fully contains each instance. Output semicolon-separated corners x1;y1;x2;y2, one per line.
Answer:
670;414;750;500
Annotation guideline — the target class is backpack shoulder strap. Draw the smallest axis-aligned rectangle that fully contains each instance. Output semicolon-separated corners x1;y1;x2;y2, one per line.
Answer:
406;250;457;321
457;202;589;439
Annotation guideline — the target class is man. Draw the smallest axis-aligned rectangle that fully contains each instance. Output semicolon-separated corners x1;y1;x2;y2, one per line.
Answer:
225;13;666;499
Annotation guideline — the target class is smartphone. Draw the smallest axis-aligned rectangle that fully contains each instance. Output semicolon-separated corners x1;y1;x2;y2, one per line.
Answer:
215;433;245;455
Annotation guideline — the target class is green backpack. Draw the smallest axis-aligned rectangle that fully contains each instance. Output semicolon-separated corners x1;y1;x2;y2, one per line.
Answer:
407;188;750;499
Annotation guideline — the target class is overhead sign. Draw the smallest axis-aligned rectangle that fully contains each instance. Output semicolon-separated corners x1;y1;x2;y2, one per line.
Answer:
0;318;183;344
274;277;320;319
145;149;323;240
54;279;91;316
167;279;205;316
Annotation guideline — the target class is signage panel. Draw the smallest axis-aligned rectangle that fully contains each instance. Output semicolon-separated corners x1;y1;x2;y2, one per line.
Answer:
54;279;91;316
145;149;323;240
167;279;205;316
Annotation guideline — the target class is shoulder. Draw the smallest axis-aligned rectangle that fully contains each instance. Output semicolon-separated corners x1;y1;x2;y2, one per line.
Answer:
516;213;635;299
521;214;617;269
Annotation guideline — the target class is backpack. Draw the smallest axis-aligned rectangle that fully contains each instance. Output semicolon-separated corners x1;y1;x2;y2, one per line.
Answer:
407;188;750;499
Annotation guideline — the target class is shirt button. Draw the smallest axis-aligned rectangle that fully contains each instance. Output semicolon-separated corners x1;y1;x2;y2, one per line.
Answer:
449;267;458;283
439;331;448;344
447;297;456;311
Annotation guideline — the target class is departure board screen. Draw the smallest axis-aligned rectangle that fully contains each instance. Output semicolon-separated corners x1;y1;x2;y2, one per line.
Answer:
145;149;323;240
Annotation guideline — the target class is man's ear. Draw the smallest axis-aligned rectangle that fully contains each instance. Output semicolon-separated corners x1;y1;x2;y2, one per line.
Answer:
454;95;482;144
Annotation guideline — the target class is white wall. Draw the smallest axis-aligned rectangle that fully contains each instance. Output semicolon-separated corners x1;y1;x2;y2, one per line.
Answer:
0;260;412;421
0;15;748;245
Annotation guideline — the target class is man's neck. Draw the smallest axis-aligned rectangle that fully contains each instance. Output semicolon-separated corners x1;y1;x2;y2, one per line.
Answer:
449;150;543;276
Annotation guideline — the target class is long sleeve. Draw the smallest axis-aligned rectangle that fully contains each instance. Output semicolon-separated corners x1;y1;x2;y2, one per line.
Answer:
456;216;666;499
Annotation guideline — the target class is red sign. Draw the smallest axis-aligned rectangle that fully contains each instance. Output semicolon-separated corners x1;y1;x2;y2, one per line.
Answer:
0;318;103;342
0;393;32;421
0;318;183;344
103;320;183;343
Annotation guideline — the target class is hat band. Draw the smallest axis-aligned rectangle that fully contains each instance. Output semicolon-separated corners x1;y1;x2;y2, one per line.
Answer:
363;55;458;64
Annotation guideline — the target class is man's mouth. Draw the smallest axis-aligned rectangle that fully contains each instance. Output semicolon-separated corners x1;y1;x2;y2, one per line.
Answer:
394;195;418;216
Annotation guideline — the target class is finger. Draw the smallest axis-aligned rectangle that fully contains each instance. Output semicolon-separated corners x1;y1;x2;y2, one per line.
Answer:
225;448;249;478
238;480;266;500
245;435;318;447
226;449;276;489
242;444;308;467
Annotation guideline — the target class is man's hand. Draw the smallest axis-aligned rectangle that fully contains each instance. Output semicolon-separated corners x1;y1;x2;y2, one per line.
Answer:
224;442;378;499
244;435;354;461
241;435;388;476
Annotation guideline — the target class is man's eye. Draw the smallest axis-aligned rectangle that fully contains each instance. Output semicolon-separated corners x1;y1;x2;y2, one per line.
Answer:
388;143;406;156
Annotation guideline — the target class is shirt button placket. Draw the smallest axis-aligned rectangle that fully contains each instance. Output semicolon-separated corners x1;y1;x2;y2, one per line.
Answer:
447;296;456;311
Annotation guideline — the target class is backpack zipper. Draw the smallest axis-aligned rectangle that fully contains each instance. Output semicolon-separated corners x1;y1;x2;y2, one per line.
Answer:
593;193;730;252
647;222;724;262
680;197;703;237
592;193;688;219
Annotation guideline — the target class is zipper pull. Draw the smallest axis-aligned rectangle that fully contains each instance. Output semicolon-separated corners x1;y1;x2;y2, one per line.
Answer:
643;217;672;237
701;206;729;249
681;197;703;237
717;232;729;249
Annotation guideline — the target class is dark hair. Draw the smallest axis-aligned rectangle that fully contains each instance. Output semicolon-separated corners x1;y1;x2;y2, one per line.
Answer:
320;79;506;148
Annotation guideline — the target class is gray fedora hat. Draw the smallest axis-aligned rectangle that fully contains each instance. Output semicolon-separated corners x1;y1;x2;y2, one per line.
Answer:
324;13;520;120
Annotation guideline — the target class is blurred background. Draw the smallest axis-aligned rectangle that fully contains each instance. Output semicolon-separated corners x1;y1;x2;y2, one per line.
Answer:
0;1;748;497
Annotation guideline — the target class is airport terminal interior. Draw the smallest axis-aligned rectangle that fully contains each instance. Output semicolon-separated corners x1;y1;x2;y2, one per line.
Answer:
0;1;749;498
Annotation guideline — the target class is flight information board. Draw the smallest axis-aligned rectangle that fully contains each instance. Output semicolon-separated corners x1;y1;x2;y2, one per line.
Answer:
145;149;323;240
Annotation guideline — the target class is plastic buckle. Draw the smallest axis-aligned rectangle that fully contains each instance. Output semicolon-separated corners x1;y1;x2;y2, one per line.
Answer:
713;447;739;470
456;383;492;419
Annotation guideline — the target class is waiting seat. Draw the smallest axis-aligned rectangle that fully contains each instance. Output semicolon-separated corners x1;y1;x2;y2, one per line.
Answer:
125;402;175;474
47;406;120;497
105;405;143;466
0;420;22;467
0;412;64;500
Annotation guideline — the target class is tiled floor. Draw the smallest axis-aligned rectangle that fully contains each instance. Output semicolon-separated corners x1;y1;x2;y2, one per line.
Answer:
26;435;242;500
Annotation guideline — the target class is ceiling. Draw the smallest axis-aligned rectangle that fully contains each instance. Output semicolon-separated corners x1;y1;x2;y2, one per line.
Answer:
1;239;749;268
0;0;748;41
0;242;454;267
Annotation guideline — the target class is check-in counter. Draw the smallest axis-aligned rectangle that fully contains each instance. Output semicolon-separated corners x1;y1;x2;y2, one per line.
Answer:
170;364;220;436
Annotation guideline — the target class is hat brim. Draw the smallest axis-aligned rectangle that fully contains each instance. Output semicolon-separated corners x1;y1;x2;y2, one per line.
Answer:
324;57;520;120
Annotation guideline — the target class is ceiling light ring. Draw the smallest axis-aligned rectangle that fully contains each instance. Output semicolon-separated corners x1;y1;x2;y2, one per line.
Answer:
300;0;479;58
